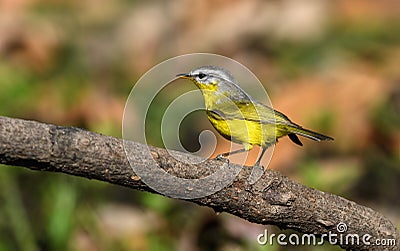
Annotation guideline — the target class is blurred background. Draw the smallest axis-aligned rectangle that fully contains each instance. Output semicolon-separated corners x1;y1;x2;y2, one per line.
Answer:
0;0;399;250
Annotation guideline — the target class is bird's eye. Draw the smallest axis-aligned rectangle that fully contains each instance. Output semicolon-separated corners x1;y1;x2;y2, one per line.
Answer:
197;73;206;80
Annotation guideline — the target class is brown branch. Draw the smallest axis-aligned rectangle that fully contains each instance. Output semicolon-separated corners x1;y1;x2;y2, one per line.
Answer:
0;116;398;250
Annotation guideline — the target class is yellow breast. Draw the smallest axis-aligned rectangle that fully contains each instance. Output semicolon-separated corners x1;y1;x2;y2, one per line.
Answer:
207;113;278;149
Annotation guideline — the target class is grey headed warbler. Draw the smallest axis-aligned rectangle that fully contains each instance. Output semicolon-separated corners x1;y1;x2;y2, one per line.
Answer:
177;65;333;167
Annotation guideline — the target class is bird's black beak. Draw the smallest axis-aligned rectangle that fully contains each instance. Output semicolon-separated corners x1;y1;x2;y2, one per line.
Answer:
176;73;191;78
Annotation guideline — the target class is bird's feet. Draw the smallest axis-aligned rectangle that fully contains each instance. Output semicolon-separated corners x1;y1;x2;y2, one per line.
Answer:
248;163;266;185
214;154;230;164
253;163;266;171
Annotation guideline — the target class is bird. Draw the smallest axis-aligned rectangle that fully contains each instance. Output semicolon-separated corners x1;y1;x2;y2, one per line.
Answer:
177;65;333;167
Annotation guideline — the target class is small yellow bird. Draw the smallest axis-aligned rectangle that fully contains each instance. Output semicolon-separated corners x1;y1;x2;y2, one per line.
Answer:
177;65;333;167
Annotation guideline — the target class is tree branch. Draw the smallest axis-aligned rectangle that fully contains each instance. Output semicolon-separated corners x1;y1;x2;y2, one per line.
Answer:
0;116;398;250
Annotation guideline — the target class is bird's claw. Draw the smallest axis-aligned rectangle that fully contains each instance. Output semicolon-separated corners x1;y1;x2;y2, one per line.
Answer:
253;163;266;171
248;163;266;185
214;154;229;163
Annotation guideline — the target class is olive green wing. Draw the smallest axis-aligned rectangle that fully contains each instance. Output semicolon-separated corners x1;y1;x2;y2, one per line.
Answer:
208;101;333;145
209;101;291;125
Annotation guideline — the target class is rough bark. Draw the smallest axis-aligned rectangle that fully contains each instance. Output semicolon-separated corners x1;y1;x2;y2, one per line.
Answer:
0;116;398;250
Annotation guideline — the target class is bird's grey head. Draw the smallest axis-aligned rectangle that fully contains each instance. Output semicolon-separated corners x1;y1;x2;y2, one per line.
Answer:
177;65;251;102
183;65;237;86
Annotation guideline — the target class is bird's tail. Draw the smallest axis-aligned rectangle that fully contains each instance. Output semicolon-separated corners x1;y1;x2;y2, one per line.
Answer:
286;125;333;146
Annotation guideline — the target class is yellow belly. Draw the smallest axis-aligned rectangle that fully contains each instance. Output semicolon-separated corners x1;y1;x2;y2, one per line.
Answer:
207;114;280;149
